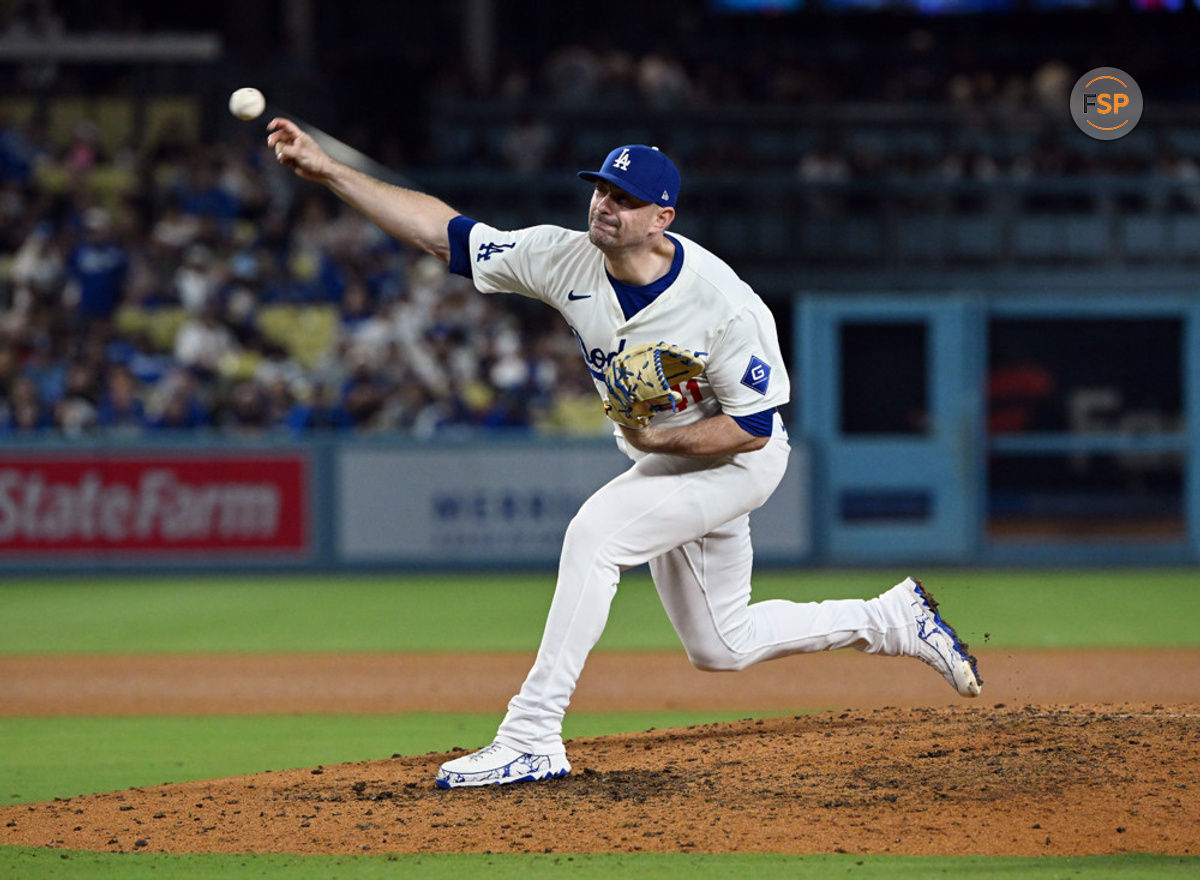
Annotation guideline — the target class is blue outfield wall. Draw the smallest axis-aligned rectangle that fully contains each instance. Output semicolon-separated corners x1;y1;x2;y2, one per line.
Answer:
0;433;810;572
796;291;1200;567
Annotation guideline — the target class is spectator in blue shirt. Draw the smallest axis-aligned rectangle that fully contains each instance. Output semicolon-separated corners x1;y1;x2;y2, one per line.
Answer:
64;207;128;324
95;363;148;435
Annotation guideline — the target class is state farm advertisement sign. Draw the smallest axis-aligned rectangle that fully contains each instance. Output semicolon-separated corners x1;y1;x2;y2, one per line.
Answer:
0;453;308;555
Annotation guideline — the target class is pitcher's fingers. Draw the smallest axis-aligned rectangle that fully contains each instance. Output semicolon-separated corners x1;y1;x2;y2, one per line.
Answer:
267;132;301;154
265;119;299;146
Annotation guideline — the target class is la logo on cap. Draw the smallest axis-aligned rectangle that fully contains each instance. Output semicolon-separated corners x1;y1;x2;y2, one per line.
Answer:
578;144;680;207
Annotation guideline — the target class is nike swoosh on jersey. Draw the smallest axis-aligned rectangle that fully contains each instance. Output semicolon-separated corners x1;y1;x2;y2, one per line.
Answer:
566;290;592;301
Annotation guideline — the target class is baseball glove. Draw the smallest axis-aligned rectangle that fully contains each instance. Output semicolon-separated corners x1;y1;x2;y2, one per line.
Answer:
602;341;706;429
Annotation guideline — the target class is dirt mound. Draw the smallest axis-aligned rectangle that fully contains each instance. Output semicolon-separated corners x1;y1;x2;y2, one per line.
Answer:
3;704;1196;856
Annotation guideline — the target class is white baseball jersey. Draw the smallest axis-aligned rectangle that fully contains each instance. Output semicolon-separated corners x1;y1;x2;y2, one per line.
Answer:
456;220;789;449
440;215;933;760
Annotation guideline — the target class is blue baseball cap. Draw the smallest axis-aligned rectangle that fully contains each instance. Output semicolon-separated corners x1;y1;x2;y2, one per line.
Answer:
578;144;680;208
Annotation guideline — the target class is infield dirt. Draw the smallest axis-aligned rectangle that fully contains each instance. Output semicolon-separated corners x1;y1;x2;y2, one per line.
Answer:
1;649;1197;856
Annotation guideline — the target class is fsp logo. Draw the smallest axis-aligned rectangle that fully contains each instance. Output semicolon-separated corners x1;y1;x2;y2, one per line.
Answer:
1070;67;1143;141
612;148;632;171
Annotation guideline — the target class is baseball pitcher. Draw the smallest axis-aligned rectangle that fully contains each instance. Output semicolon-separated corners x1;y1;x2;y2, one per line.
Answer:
267;122;983;789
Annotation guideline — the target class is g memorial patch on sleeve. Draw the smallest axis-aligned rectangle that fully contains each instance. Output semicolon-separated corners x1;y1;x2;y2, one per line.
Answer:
740;355;771;394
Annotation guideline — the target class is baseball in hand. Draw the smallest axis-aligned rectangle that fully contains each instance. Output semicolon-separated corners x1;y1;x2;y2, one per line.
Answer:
228;87;266;121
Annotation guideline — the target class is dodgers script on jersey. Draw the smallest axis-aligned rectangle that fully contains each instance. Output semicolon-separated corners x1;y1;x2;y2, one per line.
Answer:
460;220;790;445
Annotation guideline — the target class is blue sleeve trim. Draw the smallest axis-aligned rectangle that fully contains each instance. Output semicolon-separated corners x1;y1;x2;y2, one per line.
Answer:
446;215;477;279
732;408;775;437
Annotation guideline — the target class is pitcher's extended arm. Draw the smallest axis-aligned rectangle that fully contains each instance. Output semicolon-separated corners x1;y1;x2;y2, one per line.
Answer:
267;117;457;261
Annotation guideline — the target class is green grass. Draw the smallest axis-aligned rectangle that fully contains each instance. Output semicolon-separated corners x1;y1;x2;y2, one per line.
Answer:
1;568;1197;654
0;850;1194;879
0;712;751;805
1;570;1196;878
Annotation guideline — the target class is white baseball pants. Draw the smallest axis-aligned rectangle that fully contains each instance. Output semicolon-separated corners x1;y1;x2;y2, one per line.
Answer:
495;423;916;755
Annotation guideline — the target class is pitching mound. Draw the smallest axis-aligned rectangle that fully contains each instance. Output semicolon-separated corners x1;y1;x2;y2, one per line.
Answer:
3;703;1196;856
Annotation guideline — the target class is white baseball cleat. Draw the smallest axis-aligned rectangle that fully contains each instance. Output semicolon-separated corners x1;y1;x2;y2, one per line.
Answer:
435;742;571;789
900;577;983;697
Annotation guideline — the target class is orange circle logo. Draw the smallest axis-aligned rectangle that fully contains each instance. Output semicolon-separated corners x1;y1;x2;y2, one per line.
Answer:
1070;67;1143;141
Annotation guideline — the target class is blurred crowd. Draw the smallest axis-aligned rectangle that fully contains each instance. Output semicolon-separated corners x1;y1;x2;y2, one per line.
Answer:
4;4;1200;441
430;46;1200;186
0;116;607;439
